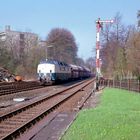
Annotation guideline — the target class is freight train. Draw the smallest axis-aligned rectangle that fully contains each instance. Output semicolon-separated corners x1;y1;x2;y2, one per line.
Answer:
37;59;91;85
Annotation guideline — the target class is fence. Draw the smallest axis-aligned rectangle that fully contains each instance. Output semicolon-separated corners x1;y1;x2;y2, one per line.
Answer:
99;79;140;93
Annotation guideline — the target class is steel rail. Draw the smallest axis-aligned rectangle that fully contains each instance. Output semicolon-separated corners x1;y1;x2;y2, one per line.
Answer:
0;79;94;140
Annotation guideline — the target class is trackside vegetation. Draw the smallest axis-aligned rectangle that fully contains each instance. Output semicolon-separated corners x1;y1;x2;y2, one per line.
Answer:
61;88;140;140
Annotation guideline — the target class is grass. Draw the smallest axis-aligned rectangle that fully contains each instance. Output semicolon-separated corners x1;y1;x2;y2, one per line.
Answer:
61;88;140;140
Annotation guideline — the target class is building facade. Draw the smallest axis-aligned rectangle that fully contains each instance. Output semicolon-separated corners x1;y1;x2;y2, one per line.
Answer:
0;26;39;49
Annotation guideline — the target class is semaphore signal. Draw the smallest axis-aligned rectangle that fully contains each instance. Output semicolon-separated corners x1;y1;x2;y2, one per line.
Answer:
95;18;114;79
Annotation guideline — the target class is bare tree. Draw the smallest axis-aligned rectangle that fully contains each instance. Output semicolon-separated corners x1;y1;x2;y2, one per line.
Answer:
100;13;131;79
85;57;96;73
137;10;140;27
126;30;140;78
46;28;78;64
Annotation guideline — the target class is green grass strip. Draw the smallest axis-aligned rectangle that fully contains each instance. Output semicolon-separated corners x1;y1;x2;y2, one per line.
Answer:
61;88;140;140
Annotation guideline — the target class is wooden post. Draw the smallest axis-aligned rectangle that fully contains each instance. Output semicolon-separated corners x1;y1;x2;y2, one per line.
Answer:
113;79;115;88
128;79;130;91
120;79;121;89
138;80;140;93
108;80;109;87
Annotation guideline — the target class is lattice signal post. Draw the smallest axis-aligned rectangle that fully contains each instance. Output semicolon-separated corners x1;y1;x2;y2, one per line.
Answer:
95;18;114;80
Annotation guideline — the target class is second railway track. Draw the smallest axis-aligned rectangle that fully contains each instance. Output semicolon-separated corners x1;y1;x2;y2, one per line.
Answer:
0;81;42;96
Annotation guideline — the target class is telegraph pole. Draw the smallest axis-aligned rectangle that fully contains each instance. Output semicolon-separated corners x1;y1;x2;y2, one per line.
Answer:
95;18;114;89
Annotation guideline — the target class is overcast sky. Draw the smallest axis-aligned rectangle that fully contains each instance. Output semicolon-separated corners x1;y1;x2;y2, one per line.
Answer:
0;0;139;60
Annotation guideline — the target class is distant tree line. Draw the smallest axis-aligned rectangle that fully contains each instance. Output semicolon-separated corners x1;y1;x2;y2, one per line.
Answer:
0;33;45;79
0;28;94;79
100;12;140;80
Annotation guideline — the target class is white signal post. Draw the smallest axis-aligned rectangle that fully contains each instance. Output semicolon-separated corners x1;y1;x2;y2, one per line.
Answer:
95;18;114;79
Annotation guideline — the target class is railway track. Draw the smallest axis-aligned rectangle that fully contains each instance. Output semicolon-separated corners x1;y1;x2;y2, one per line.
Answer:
0;81;42;96
0;78;94;140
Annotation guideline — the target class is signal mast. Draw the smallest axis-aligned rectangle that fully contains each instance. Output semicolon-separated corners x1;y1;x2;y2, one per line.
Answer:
95;18;114;80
